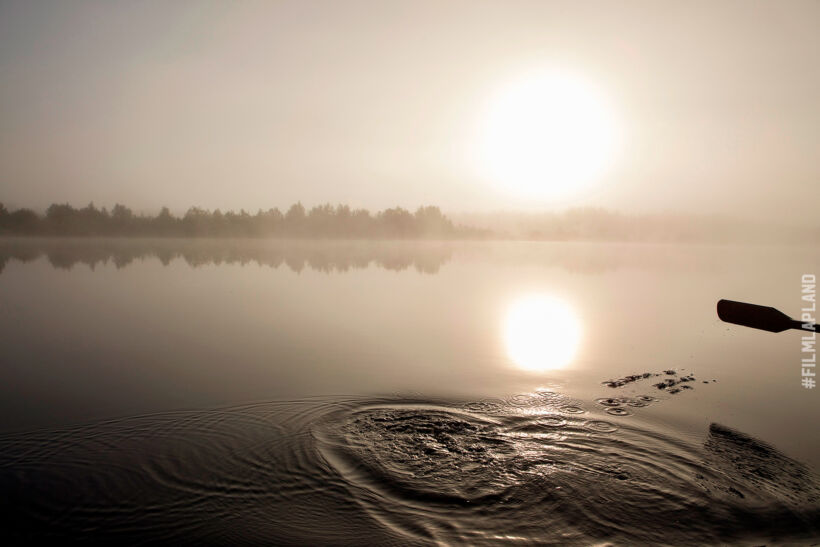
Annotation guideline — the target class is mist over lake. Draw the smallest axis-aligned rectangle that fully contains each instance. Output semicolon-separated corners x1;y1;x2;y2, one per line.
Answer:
2;0;819;543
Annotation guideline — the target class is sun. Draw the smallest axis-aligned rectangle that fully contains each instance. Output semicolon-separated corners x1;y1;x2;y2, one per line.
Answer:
504;294;582;372
479;69;616;200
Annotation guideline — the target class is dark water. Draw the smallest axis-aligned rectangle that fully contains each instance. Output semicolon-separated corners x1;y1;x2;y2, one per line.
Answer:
1;393;818;545
0;239;818;544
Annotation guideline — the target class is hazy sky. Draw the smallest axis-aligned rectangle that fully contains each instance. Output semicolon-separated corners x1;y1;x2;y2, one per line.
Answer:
0;0;817;220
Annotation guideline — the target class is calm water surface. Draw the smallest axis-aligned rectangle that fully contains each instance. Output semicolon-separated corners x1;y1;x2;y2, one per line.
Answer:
0;239;818;544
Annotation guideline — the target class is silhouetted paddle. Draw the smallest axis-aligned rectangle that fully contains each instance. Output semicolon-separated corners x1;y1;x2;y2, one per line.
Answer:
717;299;816;333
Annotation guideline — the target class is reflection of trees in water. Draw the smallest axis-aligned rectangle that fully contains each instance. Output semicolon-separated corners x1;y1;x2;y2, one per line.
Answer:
0;239;453;275
0;239;802;277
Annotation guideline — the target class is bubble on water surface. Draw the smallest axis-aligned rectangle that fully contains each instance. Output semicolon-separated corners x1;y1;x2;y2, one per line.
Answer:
605;407;632;417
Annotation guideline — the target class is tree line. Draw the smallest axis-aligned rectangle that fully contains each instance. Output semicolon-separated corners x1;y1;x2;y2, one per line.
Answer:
0;202;478;238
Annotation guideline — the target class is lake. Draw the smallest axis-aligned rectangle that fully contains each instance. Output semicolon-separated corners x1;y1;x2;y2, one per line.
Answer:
1;238;818;544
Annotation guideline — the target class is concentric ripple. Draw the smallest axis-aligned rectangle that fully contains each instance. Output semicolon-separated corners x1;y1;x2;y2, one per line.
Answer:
314;398;820;545
461;399;504;414
605;407;633;416
558;405;587;414
1;395;818;545
537;416;567;427
584;419;619;433
0;398;402;545
506;393;544;407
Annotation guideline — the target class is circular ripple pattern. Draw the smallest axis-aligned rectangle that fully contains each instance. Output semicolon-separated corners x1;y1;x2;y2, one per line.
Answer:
461;399;504;414
506;393;544;407
584;419;619;433
558;405;587;414
595;397;622;407
0;399;397;545
315;399;820;545
2;396;819;546
537;416;567;427
606;407;633;417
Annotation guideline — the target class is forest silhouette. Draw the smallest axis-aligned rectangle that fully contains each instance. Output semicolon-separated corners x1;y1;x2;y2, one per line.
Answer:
0;202;475;239
2;201;816;243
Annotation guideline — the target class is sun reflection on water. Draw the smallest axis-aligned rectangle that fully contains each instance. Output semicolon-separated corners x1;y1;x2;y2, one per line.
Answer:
504;294;581;372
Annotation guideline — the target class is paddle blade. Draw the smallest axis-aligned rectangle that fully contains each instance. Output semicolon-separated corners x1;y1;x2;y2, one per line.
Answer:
717;299;795;333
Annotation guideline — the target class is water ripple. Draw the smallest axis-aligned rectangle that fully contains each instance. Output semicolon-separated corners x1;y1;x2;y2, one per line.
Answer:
0;395;818;545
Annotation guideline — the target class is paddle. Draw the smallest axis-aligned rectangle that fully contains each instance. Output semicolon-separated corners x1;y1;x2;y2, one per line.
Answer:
717;299;816;333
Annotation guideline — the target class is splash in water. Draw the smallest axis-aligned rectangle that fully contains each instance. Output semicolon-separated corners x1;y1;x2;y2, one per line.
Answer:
0;393;818;545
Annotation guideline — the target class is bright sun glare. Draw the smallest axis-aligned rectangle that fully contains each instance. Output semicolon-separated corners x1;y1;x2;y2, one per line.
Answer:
481;69;616;200
504;294;582;372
